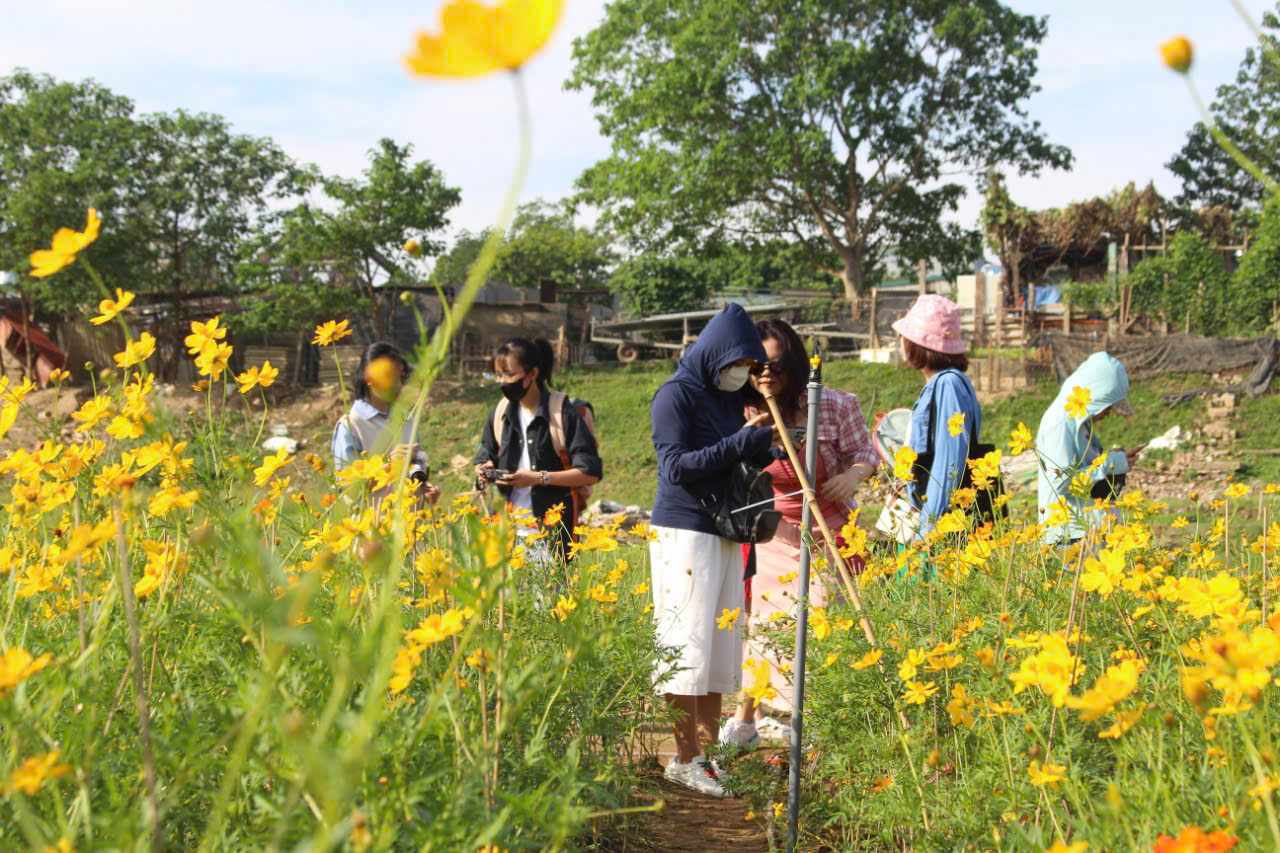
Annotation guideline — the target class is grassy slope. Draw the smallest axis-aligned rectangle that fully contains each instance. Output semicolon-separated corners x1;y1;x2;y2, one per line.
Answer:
407;357;1279;508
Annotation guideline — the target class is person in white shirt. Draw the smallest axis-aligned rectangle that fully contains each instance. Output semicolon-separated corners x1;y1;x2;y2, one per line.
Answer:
331;341;440;503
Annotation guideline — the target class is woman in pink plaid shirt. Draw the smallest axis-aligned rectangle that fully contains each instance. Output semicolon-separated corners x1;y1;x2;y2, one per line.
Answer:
720;318;880;749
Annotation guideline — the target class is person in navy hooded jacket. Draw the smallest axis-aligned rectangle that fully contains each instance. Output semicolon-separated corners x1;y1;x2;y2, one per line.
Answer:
649;303;777;797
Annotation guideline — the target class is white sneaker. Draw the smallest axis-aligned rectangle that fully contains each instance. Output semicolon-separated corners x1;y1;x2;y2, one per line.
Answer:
718;717;760;750
755;715;791;742
664;755;729;797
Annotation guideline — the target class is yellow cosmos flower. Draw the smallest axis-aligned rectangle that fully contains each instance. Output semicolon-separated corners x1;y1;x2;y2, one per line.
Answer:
1003;422;1034;455
902;679;939;705
0;646;53;693
1046;841;1088;853
112;332;156;369
0;403;17;442
29;208;101;278
1027;759;1067;787
185;316;227;357
6;750;71;795
91;288;135;326
195;342;234;379
947;411;965;438
313;319;353;347
717;607;741;630
1064;386;1092;419
893;445;918;481
405;0;564;78
253;448;292;487
1160;35;1193;74
236;361;280;395
552;595;577;622
1223;483;1250;499
851;649;883;671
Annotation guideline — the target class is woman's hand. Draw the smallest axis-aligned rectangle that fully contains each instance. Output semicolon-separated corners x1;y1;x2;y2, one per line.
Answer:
419;482;442;505
474;460;495;491
499;468;540;488
821;464;872;505
391;443;421;463
744;411;779;443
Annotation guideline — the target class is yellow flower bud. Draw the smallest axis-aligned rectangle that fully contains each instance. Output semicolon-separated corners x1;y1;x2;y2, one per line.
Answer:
1160;36;1193;74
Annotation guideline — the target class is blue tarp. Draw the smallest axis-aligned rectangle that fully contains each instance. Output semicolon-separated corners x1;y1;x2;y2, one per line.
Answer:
1033;284;1062;307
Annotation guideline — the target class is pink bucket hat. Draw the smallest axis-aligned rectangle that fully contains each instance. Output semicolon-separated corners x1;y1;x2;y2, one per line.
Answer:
891;294;967;355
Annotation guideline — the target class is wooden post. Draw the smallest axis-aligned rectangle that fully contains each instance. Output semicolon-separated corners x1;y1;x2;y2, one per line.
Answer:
1063;300;1072;334
973;271;987;348
869;289;879;349
917;259;928;295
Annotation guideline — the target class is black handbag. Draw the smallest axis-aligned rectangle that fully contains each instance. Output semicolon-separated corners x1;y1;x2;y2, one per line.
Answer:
910;370;1008;525
699;460;781;544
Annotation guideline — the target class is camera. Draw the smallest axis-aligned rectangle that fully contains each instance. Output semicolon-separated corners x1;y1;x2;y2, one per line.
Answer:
407;463;429;484
481;468;511;482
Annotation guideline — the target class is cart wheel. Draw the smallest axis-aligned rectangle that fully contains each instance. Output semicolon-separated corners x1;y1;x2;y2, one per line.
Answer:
617;343;639;364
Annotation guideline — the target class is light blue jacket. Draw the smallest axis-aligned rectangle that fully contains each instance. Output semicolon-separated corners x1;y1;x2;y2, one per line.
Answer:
907;369;981;538
331;398;419;471
1035;352;1131;543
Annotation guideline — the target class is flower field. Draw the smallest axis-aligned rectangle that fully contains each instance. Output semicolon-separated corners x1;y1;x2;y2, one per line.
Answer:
730;477;1280;850
2;212;665;848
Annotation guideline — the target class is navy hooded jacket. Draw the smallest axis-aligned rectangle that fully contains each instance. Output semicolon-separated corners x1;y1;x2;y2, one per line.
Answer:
650;304;775;534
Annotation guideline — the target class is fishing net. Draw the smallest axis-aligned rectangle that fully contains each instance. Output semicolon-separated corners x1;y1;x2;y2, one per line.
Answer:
1039;332;1279;400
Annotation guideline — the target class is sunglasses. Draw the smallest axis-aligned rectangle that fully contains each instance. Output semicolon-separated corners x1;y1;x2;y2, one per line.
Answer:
749;360;785;377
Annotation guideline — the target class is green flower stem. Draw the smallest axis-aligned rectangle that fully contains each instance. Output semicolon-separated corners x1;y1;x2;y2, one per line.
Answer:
1185;75;1279;196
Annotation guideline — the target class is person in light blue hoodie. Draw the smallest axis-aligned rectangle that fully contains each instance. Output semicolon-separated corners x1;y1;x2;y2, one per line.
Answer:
1036;352;1138;544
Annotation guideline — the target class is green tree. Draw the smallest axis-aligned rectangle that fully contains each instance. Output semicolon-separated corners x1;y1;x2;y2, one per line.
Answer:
1230;194;1280;333
568;0;1070;315
0;71;309;330
0;71;145;316
428;229;497;289
1167;6;1280;227
240;139;460;339
492;200;613;296
1127;232;1230;334
134;110;309;297
608;251;714;316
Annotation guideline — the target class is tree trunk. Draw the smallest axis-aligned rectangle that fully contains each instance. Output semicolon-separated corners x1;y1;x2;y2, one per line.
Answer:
840;252;864;322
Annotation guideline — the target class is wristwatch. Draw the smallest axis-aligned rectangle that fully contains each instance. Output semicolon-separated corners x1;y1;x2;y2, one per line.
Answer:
540;470;550;487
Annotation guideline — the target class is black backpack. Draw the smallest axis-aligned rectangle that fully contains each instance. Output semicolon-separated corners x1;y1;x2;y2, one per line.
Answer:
699;460;782;544
911;370;1008;526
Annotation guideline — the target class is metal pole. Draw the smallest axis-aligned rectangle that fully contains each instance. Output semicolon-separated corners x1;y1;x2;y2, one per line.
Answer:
787;352;822;852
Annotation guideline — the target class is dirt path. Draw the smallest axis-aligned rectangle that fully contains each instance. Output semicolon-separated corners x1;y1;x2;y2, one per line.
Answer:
608;765;771;852
597;728;775;852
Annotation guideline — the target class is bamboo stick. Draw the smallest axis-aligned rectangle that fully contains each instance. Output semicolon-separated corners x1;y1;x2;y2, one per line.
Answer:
762;392;908;730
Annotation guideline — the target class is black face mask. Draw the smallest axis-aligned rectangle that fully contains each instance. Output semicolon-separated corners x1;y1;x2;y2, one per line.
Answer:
500;376;528;403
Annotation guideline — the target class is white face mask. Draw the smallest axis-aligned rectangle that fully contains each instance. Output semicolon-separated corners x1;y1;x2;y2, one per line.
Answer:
717;364;751;392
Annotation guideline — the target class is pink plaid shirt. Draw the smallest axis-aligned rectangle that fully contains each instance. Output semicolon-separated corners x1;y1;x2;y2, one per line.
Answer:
745;388;880;515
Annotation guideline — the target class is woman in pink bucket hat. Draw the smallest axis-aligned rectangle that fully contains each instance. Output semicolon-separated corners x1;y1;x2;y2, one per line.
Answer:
885;294;986;547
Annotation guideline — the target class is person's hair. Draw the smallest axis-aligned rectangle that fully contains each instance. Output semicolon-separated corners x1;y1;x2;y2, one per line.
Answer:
494;337;555;388
902;337;969;373
354;341;410;400
741;318;809;415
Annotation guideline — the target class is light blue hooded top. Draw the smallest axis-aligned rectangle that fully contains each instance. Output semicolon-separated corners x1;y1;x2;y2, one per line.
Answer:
906;369;982;538
1035;352;1131;543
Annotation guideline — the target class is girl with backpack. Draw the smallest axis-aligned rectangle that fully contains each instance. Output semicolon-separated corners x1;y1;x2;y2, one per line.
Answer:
332;341;441;503
473;337;602;561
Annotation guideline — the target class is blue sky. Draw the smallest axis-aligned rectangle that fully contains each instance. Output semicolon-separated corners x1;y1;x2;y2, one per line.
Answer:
2;0;1272;239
